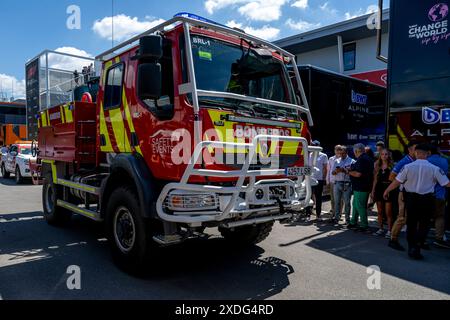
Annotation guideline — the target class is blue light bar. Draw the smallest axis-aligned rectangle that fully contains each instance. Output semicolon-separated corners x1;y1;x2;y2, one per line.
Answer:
173;12;227;28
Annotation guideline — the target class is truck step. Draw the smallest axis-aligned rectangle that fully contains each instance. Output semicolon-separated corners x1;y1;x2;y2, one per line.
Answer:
57;200;103;222
152;234;184;246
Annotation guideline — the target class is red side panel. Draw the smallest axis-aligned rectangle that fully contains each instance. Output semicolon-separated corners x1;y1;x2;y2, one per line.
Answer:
38;102;97;166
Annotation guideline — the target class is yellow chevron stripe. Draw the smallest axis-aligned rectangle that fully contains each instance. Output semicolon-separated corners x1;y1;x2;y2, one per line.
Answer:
397;124;409;146
64;104;74;123
60;106;66;124
99;103;113;152
122;90;143;155
42;160;57;183
41;111;48;127
109;108;131;153
279;125;303;156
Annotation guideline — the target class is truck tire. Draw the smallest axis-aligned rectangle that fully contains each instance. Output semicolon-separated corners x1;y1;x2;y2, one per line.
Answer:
15;166;23;184
219;222;274;246
106;186;153;274
1;164;10;179
42;178;72;226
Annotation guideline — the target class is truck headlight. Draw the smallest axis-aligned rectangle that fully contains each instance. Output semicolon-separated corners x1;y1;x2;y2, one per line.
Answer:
166;193;219;212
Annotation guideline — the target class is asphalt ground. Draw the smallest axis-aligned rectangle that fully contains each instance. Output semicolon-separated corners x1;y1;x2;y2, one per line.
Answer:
0;177;449;300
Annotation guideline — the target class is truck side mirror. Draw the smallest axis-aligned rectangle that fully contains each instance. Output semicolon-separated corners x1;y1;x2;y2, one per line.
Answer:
137;63;162;100
138;35;163;60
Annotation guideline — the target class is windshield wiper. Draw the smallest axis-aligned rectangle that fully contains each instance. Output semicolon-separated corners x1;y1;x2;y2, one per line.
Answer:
198;98;236;109
199;98;257;117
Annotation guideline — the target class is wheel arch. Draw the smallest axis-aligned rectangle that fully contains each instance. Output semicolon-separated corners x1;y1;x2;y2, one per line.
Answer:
100;154;159;219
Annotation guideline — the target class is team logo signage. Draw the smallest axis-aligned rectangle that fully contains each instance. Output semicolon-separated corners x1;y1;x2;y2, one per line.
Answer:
409;3;449;45
422;106;450;124
351;90;368;105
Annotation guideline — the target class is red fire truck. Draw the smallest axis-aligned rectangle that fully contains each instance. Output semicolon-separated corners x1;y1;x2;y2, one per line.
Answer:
33;15;320;271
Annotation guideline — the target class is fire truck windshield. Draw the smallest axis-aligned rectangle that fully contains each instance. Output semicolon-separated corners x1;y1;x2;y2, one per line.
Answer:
191;35;299;121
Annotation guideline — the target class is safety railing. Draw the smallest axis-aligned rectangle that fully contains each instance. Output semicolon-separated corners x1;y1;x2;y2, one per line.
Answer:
156;135;322;224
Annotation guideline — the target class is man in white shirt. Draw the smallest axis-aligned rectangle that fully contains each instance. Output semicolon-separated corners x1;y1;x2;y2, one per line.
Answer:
384;144;450;260
308;141;328;221
326;145;343;214
331;146;356;224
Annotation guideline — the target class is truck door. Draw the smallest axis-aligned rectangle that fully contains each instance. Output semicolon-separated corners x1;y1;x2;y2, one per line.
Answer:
102;61;132;154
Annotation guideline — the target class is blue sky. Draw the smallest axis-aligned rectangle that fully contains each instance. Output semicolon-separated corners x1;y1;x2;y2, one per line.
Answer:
0;0;382;98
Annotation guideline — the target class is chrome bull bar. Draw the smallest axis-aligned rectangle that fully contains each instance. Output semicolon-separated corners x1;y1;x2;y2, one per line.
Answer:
156;135;322;225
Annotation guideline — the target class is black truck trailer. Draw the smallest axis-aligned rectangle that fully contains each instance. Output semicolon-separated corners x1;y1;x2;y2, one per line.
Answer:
378;0;450;156
296;65;387;155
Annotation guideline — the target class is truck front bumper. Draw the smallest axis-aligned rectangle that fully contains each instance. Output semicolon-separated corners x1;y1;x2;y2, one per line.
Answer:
156;135;321;227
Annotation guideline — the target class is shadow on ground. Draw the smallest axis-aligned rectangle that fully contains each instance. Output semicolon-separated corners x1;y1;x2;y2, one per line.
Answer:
281;212;450;296
0;211;293;300
0;177;34;187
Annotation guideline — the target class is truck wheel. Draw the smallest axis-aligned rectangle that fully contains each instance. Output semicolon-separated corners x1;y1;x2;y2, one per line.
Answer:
15;166;23;184
106;186;153;274
1;164;10;179
219;222;274;246
42;178;72;226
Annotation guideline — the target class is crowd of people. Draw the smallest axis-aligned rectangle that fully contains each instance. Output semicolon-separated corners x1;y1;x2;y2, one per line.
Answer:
308;140;450;260
73;63;95;85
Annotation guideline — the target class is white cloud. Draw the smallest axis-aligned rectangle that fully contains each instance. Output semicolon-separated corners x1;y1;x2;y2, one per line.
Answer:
93;14;165;42
205;0;287;22
0;74;25;100
286;18;321;31
226;20;280;40
319;2;338;15
238;0;288;22
205;0;247;14
291;0;308;9
345;5;378;20
46;47;94;72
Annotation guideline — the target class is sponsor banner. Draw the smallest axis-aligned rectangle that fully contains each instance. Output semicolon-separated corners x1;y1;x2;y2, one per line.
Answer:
26;58;40;140
351;70;388;87
408;3;449;45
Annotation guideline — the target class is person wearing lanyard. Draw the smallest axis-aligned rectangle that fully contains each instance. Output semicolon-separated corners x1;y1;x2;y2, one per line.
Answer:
388;142;417;251
308;141;328;221
428;145;450;249
384;144;450;260
326;145;343;215
331;146;355;224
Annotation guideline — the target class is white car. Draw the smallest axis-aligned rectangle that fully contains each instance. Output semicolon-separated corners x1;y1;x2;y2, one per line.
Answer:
1;144;36;184
0;146;9;163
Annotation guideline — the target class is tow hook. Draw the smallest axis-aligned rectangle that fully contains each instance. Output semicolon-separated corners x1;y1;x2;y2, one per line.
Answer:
275;197;291;224
275;197;285;215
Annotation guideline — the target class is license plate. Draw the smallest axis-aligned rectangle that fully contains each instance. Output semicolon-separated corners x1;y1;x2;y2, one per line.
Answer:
285;166;312;177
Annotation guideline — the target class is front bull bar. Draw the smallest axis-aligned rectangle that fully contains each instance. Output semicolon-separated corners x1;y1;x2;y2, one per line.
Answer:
156;135;322;225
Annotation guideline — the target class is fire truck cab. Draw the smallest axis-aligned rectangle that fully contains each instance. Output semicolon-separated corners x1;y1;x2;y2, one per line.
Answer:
34;15;321;270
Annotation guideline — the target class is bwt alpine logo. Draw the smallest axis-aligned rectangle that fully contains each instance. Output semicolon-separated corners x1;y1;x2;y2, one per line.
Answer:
351;90;368;105
422;107;450;124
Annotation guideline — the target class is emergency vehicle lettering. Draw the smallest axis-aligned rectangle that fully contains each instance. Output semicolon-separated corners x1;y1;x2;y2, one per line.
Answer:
206;109;303;156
